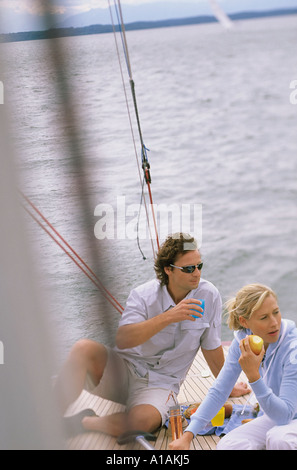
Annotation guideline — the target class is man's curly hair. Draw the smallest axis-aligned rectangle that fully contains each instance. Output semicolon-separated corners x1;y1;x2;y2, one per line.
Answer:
154;233;198;286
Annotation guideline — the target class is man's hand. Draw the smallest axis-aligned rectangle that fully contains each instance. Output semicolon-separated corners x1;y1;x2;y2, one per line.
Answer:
166;298;204;323
229;381;251;397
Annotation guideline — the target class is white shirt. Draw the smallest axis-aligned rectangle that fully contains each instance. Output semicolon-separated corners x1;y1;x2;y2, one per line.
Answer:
114;278;222;393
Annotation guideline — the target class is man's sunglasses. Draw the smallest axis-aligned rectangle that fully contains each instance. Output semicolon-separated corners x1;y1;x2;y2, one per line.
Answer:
170;263;203;274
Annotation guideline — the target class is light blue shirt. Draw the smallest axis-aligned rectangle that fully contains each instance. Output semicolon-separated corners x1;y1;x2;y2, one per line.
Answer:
187;319;297;436
114;278;222;393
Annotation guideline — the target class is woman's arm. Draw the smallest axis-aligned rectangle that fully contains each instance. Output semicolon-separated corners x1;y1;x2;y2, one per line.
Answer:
239;337;297;425
169;340;242;450
203;346;250;397
250;375;297;425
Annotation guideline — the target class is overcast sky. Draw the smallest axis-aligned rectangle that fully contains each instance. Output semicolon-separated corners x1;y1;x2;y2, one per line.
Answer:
0;0;296;34
1;0;296;16
3;1;208;16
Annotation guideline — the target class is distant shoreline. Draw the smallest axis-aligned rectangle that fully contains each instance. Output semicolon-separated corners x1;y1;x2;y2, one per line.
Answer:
1;8;297;44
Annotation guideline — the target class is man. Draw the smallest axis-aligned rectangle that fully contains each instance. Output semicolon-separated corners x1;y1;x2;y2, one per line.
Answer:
55;233;249;437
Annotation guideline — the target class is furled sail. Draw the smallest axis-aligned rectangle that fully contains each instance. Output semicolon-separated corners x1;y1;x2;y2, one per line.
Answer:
208;0;234;29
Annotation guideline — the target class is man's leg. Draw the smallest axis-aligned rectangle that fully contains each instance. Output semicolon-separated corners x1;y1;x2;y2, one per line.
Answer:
82;404;162;437
55;340;136;437
55;343;170;438
54;339;108;415
81;379;173;437
127;404;162;433
82;386;174;437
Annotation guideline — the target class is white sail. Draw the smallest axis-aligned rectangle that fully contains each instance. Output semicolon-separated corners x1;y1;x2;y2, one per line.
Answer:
208;0;234;29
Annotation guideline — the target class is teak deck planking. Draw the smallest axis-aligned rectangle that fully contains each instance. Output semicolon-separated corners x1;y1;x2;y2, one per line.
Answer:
66;344;248;450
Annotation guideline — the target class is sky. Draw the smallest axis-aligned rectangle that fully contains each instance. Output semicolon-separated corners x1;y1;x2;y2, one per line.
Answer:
1;0;297;17
0;0;297;33
2;1;207;16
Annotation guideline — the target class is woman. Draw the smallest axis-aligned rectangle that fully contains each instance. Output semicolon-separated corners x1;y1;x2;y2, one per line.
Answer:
169;283;297;450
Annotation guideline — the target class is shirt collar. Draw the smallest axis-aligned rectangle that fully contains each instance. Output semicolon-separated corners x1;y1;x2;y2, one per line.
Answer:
161;284;197;311
161;284;175;312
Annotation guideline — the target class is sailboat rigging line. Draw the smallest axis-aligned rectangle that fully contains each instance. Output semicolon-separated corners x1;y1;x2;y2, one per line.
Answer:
136;177;147;261
108;0;156;258
20;192;124;314
108;0;160;253
113;0;133;79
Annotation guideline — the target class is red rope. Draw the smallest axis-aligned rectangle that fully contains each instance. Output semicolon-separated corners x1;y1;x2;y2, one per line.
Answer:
147;182;160;252
21;192;124;314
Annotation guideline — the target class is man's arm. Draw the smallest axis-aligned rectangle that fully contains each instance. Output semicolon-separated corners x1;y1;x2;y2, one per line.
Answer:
201;346;224;377
116;313;171;349
116;298;202;349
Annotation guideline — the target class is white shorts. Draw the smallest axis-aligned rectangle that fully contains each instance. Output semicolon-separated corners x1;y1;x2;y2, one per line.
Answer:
85;347;177;425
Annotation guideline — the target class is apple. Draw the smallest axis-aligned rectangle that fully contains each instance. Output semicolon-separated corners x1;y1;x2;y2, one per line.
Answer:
248;335;264;355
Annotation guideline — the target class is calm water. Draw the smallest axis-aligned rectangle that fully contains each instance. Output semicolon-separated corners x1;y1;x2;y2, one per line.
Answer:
2;15;297;365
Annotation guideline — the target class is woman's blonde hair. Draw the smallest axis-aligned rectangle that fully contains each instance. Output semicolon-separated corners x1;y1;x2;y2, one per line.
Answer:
225;283;277;330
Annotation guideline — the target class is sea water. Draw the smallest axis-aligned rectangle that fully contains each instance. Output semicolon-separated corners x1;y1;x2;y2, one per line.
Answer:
1;15;297;364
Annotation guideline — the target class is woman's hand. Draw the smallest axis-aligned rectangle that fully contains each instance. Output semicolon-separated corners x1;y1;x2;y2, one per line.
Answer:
168;431;193;450
238;337;265;383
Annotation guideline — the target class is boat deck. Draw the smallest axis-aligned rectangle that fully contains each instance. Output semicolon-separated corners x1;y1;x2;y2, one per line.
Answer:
66;344;247;451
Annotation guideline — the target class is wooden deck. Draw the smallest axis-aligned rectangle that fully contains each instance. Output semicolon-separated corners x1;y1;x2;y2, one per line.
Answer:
66;344;248;451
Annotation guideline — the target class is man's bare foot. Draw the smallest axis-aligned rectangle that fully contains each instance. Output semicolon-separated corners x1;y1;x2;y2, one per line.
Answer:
229;381;251;397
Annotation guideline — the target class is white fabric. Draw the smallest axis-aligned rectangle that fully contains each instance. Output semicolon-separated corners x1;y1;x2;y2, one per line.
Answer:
217;413;297;450
114;278;222;393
